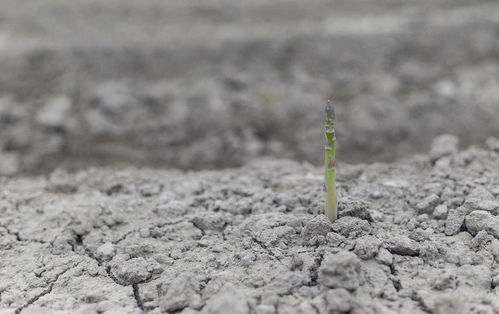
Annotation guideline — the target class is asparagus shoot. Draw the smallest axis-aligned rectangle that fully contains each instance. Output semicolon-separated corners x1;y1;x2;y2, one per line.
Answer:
324;100;337;222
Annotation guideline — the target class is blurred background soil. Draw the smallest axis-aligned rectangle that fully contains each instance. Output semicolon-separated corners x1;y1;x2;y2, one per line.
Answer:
0;0;498;175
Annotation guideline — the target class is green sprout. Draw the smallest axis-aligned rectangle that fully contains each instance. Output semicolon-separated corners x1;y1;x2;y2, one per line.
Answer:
324;100;337;222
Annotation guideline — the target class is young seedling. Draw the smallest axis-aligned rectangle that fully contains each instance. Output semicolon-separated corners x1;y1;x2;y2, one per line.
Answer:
324;100;337;222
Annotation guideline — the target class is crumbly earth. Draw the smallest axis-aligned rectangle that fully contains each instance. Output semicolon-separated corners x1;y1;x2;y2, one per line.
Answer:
1;0;499;174
1;136;499;314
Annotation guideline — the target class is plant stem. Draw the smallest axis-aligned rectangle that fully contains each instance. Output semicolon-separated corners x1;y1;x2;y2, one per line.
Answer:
324;100;337;222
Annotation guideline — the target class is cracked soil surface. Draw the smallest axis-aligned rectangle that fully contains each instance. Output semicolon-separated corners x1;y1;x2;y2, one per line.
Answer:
2;136;499;313
1;1;499;313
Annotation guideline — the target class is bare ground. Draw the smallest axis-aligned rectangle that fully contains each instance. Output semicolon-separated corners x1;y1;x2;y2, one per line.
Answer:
0;0;498;174
1;136;499;313
1;2;499;313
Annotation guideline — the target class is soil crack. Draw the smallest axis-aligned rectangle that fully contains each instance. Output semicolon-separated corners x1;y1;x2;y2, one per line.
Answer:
307;251;324;287
251;235;282;262
14;265;74;314
1;225;48;244
132;284;145;312
113;218;188;244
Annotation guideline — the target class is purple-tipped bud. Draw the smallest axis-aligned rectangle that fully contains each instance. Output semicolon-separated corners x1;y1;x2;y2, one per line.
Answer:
325;100;335;121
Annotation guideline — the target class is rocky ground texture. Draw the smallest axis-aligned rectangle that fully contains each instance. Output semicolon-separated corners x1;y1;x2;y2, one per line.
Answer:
1;0;499;174
1;135;499;313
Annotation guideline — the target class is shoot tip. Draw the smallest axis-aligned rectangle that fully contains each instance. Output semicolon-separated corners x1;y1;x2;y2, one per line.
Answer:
325;100;335;121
